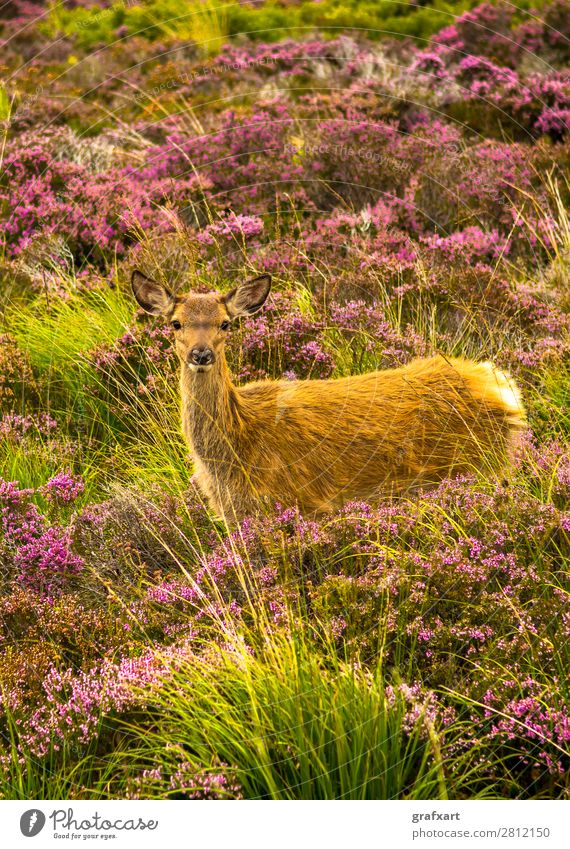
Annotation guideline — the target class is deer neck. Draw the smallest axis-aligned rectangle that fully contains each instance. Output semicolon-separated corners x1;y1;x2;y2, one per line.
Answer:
180;356;243;462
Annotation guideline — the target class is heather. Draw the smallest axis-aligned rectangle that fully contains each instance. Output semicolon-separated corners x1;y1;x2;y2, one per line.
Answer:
0;0;570;800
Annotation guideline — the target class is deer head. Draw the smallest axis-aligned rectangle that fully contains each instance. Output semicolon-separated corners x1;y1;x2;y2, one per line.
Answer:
131;271;272;373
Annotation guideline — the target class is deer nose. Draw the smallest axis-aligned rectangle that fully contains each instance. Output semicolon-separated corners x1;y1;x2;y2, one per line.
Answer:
189;347;214;366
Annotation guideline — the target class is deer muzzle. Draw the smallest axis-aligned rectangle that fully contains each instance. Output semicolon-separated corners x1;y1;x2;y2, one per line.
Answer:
188;347;215;370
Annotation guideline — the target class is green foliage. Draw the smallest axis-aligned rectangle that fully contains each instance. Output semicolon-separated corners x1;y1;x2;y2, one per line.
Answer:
0;85;11;123
0;719;128;801
8;286;129;379
41;0;512;49
4;283;194;492
119;634;460;800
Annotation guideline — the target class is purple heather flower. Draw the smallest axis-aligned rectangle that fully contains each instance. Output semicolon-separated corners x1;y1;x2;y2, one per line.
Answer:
42;471;84;504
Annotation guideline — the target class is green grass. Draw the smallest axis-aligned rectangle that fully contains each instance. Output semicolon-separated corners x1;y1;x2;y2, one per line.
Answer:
4;282;196;494
0;711;127;800
8;284;131;386
41;0;550;51
0;630;491;800
0;430;104;502
124;634;451;799
536;361;570;440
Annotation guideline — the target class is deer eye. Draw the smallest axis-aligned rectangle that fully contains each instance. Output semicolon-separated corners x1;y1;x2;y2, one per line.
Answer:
171;320;181;330
220;320;231;331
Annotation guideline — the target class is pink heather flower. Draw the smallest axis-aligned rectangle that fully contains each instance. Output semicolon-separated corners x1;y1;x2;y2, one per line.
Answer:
15;526;83;595
196;213;264;245
0;412;57;439
535;108;570;139
410;50;450;80
42;471;84;504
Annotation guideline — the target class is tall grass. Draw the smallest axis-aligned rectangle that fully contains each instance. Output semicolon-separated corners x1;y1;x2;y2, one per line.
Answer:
78;623;504;801
0;629;493;800
4;282;195;493
8;285;129;377
123;636;447;799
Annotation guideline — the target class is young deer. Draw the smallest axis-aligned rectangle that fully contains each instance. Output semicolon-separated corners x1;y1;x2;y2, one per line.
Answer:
132;271;526;523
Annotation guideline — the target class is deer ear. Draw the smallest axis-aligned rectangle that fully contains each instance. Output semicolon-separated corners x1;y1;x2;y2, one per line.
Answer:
223;274;271;319
131;270;174;316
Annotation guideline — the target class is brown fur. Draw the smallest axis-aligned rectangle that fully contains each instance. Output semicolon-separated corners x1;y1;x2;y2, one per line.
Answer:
132;271;527;524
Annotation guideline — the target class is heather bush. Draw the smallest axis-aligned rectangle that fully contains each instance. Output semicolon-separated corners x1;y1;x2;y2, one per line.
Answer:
3;459;567;796
0;131;206;264
435;3;520;67
130;472;569;794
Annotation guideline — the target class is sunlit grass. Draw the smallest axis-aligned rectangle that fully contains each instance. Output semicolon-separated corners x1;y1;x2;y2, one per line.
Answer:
124;634;450;800
4;282;197;492
0;627;494;800
8;285;131;378
0;431;104;503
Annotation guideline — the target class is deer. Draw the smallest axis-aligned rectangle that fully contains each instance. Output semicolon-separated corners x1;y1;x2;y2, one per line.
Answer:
131;270;526;524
